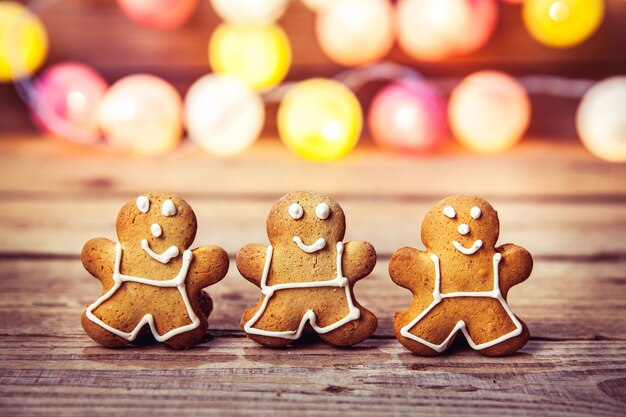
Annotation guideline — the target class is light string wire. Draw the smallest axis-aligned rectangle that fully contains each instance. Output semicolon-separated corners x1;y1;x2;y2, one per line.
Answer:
10;0;597;150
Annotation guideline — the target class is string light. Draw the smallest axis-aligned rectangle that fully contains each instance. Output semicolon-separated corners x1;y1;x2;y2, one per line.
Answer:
278;78;362;161
368;78;447;155
0;1;48;82
117;0;198;30
31;62;108;144
315;0;394;66
522;0;604;48
209;23;291;91
576;77;626;163
184;74;265;156
99;74;183;156
210;0;289;25
449;71;531;153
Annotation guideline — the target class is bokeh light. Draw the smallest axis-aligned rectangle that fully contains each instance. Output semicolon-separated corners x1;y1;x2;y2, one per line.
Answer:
209;23;291;90
31;62;108;144
315;0;394;67
278;78;362;161
369;78;447;155
117;0;198;30
99;74;183;155
454;0;498;56
396;0;472;61
210;0;289;25
522;0;604;48
184;74;265;156
576;77;626;163
0;1;48;82
449;71;531;153
301;0;333;11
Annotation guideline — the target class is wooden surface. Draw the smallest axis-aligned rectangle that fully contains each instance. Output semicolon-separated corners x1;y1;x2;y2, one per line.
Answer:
0;135;625;416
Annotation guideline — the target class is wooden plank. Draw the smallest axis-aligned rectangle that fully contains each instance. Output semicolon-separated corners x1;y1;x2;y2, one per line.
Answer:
1;136;624;199
1;258;624;340
0;195;624;258
1;335;625;417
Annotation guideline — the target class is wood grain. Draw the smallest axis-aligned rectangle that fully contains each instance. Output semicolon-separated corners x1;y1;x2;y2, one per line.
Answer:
1;136;625;416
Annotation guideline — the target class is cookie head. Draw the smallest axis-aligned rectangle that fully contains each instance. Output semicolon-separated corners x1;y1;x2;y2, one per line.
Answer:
116;192;197;263
266;191;346;253
421;195;500;254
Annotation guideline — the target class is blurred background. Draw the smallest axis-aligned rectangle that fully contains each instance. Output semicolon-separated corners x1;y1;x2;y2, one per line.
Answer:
0;0;625;162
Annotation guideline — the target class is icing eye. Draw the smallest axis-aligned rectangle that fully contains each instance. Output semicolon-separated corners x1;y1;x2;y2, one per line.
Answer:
136;196;150;213
443;205;456;219
162;200;177;216
151;223;162;237
315;203;330;220
470;206;482;220
288;203;303;220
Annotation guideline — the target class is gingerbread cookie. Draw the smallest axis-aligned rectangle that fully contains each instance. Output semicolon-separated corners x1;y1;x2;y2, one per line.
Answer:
81;192;229;349
237;191;378;347
389;195;533;356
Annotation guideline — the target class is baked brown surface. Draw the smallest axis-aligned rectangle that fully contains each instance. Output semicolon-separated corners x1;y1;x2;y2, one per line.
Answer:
237;190;378;347
80;192;229;349
390;194;533;356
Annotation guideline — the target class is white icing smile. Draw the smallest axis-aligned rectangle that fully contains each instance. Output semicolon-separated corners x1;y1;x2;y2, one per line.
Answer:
292;236;326;253
452;239;483;255
141;239;180;263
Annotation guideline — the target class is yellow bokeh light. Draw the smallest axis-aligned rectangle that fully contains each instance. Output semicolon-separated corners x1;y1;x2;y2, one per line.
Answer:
209;23;291;91
0;1;48;82
278;78;363;161
523;0;604;48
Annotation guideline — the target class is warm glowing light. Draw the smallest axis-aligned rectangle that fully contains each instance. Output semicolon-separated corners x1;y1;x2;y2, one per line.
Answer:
368;79;447;155
99;74;183;155
184;74;265;156
301;0;333;11
523;0;604;48
31;62;108;144
209;24;291;91
278;78;363;161
576;77;626;163
449;71;531;153
315;0;394;66
210;0;289;25
117;0;198;30
0;1;48;82
396;0;497;61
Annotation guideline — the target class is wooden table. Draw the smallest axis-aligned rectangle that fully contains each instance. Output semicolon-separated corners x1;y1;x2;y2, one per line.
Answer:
1;135;625;416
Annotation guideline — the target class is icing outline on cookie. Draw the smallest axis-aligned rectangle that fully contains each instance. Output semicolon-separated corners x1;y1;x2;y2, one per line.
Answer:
85;243;201;342
243;241;361;339
141;239;180;263
399;253;523;352
292;236;326;253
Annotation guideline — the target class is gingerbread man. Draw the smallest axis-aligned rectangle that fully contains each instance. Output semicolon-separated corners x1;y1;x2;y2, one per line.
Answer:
81;192;229;349
390;195;533;356
237;191;378;347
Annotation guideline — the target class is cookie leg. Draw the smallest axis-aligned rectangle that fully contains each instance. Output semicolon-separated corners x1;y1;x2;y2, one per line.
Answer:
198;290;213;318
81;313;127;347
162;320;208;350
239;296;300;348
317;305;378;347
478;317;530;357
392;300;460;356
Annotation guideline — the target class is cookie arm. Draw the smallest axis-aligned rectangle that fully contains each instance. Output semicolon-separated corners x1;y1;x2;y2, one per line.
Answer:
341;241;376;284
497;243;533;297
81;238;117;288
236;243;267;287
188;246;230;291
389;246;430;291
